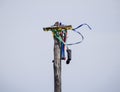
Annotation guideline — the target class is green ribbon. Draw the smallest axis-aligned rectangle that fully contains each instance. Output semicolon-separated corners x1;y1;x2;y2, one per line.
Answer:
52;30;66;44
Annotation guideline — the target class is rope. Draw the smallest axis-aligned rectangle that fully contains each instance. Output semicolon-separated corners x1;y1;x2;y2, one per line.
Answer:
73;23;92;30
67;23;91;45
66;29;84;45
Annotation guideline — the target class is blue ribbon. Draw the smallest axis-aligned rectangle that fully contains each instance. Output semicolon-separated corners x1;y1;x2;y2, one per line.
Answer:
67;23;91;45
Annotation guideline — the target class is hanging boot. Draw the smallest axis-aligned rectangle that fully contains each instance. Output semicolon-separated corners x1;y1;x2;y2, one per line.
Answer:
66;49;71;64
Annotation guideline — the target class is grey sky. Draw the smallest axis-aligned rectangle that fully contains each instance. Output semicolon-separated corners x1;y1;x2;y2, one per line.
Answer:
0;0;120;92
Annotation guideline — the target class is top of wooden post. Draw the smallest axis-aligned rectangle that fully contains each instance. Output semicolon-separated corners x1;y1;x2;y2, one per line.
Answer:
43;21;73;32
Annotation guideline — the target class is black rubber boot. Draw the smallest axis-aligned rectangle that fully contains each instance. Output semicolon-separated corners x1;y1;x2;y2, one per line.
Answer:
66;49;71;64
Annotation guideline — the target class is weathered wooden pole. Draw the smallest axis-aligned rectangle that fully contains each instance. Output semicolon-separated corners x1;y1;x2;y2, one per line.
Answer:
53;37;61;92
43;22;73;92
53;22;62;92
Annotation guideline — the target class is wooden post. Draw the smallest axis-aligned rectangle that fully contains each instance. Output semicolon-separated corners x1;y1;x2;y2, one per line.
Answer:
43;22;72;92
53;37;61;92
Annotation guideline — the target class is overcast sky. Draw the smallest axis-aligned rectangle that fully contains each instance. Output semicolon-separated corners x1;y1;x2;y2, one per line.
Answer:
0;0;120;92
